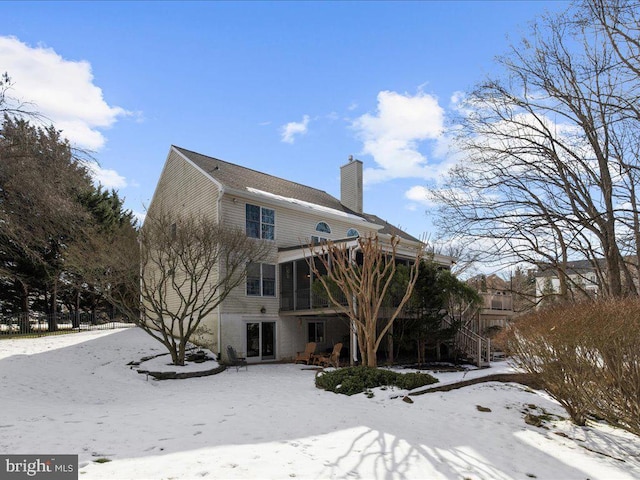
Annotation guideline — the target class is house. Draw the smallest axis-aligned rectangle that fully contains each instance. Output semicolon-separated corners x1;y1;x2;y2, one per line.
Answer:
146;145;455;364
466;274;515;334
534;259;601;303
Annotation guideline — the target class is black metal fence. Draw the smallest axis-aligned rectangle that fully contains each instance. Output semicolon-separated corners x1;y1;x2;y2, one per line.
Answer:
0;311;136;337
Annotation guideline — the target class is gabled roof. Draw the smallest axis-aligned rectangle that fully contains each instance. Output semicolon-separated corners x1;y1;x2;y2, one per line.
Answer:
175;145;354;214
467;274;510;291
173;145;421;243
535;259;595;278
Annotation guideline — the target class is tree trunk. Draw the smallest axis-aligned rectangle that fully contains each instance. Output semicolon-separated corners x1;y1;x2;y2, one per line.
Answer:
386;325;394;365
366;336;377;367
16;278;31;333
49;277;58;332
73;290;81;329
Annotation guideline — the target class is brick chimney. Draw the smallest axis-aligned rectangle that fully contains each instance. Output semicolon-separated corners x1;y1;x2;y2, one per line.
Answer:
340;155;363;213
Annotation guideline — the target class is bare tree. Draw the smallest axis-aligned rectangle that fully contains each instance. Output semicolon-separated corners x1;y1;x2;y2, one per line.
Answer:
307;235;422;367
104;211;269;366
431;2;640;300
0;73;42;120
587;0;640;79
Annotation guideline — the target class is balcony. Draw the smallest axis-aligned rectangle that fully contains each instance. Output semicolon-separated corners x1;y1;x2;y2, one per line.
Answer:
280;287;348;314
480;293;513;313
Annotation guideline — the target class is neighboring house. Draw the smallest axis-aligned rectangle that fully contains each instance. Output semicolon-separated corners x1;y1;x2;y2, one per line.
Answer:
534;260;600;303
466;274;515;334
146;146;454;364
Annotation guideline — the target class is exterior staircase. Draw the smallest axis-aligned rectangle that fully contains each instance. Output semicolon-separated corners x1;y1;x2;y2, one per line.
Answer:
441;317;491;367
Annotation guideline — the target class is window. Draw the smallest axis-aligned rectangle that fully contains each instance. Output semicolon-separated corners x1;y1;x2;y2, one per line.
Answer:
246;204;275;240
311;236;327;245
347;228;359;238
308;321;325;343
315;222;331;234
247;263;276;297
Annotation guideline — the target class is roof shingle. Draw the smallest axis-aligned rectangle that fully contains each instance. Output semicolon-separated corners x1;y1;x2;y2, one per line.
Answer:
174;145;420;243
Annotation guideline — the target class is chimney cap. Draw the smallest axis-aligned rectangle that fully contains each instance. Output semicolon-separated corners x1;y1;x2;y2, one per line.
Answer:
348;155;353;162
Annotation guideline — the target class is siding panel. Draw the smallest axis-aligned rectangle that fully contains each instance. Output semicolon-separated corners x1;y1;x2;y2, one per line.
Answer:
144;149;222;351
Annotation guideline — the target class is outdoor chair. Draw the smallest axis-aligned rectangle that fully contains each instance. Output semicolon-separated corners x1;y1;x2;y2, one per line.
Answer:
226;345;248;372
294;342;316;365
314;342;343;368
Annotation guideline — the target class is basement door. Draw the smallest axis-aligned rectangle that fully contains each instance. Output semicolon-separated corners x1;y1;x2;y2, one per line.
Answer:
246;321;276;361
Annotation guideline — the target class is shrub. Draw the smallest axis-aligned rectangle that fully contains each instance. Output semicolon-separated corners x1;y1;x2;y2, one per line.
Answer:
315;366;438;396
502;298;640;435
395;372;438;390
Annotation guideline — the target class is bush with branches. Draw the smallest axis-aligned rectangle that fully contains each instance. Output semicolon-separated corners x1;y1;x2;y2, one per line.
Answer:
502;299;640;435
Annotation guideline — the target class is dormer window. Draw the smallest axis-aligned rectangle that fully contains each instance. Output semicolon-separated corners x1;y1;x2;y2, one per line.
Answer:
347;228;359;238
315;222;331;234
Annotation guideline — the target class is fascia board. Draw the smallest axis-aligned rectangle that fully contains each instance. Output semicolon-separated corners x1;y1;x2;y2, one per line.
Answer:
146;146;226;227
174;146;225;192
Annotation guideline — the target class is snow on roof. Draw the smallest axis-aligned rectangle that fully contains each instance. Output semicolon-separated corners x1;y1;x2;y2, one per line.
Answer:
246;187;372;225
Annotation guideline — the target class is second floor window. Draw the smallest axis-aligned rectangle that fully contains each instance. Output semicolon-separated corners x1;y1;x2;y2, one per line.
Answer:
246;204;275;240
315;221;331;234
247;263;276;297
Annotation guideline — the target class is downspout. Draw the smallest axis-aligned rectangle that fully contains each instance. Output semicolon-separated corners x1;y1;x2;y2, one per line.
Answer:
217;186;225;359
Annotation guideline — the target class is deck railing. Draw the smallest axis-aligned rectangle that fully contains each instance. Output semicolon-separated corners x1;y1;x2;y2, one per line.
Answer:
280;288;348;312
441;316;491;367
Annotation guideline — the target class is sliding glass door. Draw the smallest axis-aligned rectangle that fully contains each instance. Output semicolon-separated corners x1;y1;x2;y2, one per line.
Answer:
246;321;276;361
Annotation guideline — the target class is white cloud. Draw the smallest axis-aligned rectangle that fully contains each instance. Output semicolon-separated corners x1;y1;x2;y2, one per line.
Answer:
280;115;310;144
87;163;128;189
450;90;466;106
405;185;434;206
0;36;129;151
352;90;444;184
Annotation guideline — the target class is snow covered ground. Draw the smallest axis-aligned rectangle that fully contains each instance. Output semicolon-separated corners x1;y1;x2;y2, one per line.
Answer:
1;328;639;480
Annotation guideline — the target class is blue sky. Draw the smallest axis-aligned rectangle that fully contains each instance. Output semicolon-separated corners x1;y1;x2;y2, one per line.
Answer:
1;1;568;239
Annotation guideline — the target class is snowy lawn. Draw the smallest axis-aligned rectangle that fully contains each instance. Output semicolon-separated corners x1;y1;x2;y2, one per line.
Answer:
1;328;639;480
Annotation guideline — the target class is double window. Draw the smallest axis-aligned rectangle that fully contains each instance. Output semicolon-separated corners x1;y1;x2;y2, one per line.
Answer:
246;204;275;240
310;236;327;245
247;263;276;297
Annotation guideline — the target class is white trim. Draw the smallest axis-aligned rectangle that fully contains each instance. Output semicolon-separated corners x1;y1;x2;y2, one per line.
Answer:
173;146;225;191
244;318;277;362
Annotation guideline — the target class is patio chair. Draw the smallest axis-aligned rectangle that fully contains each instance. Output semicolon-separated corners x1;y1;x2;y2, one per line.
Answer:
294;342;316;365
314;342;343;368
226;345;248;372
